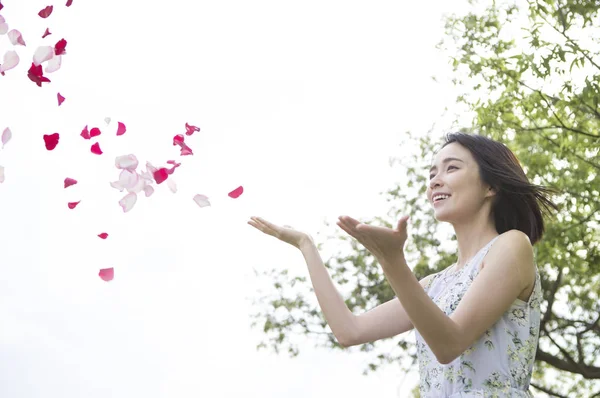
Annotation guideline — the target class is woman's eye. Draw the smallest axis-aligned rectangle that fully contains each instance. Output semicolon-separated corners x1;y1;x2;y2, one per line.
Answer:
429;166;458;180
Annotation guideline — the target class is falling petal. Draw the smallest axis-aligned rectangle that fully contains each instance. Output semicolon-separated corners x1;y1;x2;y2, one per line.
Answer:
67;201;80;209
42;28;51;38
0;50;19;73
80;125;90;139
64;177;77;188
39;6;53;18
193;194;211;208
118;169;139;190
33;46;53;65
90;142;102;155
104;117;111;125
116;122;126;136
28;63;51;86
45;54;61;73
90;127;101;137
109;181;124;192
66;0;73;7
185;123;200;136
228;186;244;198
0;2;3;11
115;154;138;170
43;133;59;150
54;38;66;55
143;185;154;197
0;165;4;183
167;178;177;193
57;92;65;106
0;15;7;35
7;29;25;46
119;192;137;213
153;168;168;184
98;232;108;239
2;127;11;147
180;145;193;156
99;268;114;282
173;134;184;145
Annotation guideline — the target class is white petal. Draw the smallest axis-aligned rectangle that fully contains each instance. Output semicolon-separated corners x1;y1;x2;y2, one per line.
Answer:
193;194;211;208
33;46;53;66
0;51;19;73
115;154;139;170
2;127;11;147
0;165;4;183
110;181;125;192
166;179;177;193
7;29;25;46
119;192;137;213
0;16;8;35
44;54;62;73
104;117;111;125
143;185;154;197
118;169;139;190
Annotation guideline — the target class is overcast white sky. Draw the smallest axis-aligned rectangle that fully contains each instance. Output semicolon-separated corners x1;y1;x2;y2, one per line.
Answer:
0;1;468;397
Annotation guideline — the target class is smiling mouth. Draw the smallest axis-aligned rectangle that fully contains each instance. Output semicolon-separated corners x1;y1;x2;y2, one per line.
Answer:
433;196;451;204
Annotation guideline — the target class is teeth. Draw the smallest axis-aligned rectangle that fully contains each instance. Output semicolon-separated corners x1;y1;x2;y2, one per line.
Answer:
434;194;450;202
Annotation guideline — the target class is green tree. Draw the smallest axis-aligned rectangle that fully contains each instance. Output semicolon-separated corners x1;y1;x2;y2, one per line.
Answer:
250;1;600;396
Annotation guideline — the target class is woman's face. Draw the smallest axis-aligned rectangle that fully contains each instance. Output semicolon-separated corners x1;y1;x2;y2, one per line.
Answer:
426;142;493;222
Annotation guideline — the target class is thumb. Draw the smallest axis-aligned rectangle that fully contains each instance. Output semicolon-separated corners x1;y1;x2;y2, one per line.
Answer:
397;216;409;230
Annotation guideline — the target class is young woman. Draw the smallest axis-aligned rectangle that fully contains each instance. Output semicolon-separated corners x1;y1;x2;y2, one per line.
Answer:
248;132;559;397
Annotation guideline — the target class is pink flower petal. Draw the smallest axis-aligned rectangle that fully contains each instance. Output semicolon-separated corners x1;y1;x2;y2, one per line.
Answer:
193;194;211;208
180;145;193;156
90;142;102;155
173;134;184;145
80;125;90;139
2;127;11;147
116;121;126;136
38;6;53;19
119;192;137;213
166;178;177;193
153;168;168;184
42;28;51;38
115;154;138;170
98;232;108;239
0;2;3;11
7;29;25;46
66;0;73;7
143;185;154;197
90;127;101;137
64;177;77;188
0;15;7;35
57;92;65;106
33;46;53;65
28;63;51;86
45;54;61;73
54;38;66;55
117;169;139;190
228;186;244;198
185;123;200;136
0;165;4;183
67;201;80;209
43;133;59;150
0;50;18;73
99;267;114;282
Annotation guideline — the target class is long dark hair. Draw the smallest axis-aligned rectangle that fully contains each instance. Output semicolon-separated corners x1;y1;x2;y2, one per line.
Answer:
441;132;560;245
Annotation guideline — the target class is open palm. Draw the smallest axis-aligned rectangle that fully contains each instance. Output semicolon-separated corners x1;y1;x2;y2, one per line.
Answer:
248;216;312;249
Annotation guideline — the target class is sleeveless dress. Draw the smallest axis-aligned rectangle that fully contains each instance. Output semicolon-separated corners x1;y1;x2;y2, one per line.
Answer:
415;236;543;397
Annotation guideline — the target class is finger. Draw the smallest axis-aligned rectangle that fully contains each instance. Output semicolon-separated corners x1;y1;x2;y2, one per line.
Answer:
338;215;361;228
336;220;360;240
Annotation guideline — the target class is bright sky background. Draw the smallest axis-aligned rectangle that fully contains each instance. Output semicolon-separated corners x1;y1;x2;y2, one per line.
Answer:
1;1;469;397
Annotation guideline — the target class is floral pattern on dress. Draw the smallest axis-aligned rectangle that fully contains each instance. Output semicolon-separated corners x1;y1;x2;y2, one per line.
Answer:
415;236;542;398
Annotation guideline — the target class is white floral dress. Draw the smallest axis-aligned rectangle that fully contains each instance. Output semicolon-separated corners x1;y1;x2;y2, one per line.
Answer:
415;236;542;397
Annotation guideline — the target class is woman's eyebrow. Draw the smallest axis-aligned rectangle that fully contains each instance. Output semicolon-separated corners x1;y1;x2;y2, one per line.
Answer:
429;157;464;173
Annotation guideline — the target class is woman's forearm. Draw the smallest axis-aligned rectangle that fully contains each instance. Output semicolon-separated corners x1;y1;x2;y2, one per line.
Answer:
299;238;357;347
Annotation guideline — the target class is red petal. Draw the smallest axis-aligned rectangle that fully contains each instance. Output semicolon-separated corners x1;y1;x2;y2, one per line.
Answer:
98;232;108;239
67;201;80;209
0;2;3;11
116;122;126;136
43;133;59;150
66;0;73;6
228;186;244;198
57;92;65;106
54;39;67;55
42;28;51;38
27;63;51;87
173;134;184;145
99;267;114;282
64;177;77;188
180;145;193;156
90;142;102;155
153;168;168;184
185;123;200;136
90;127;101;137
80;125;90;139
38;5;53;18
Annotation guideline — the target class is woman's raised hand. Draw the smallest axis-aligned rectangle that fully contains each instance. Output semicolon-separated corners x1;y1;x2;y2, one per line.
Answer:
248;216;313;249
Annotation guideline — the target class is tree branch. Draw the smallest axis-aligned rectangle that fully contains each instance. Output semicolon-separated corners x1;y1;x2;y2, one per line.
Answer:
530;382;569;398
